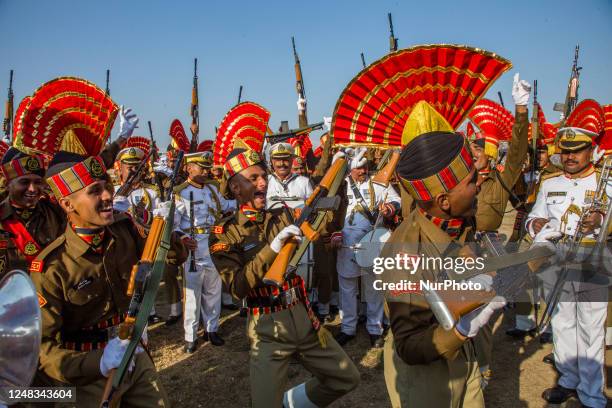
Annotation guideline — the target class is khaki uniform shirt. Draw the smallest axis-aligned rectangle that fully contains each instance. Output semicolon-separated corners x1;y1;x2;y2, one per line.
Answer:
0;197;65;279
475;111;529;232
31;213;186;385
381;210;482;407
209;208;291;299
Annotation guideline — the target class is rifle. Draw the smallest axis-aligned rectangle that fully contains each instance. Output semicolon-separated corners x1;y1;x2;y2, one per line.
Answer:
526;80;539;204
105;69;110;95
372;149;400;187
497;91;505;108
553;45;581;123
188;191;197;272
3;70;13;142
237;85;243;105
190;58;199;152
100;151;184;408
360;52;366;69
292;37;308;128
262;157;347;286
265;122;323;145
148;121;160;163
114;148;155;198
388;13;398;52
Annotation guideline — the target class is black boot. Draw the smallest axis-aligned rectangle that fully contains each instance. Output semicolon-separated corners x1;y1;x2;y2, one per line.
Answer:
334;332;355;346
541;385;576;403
205;332;225;346
165;313;182;327
184;340;198;354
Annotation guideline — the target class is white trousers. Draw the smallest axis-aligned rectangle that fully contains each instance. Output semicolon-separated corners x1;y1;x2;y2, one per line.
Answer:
552;293;607;408
338;274;383;335
183;235;222;342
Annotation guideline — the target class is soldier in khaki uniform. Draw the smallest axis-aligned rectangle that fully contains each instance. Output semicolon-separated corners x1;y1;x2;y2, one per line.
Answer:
209;146;359;407
0;148;65;279
31;137;187;407
380;104;505;408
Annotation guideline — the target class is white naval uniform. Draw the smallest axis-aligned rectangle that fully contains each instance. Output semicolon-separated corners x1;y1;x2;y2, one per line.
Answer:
112;185;161;215
266;173;313;210
526;167;610;408
174;180;235;342
337;176;400;336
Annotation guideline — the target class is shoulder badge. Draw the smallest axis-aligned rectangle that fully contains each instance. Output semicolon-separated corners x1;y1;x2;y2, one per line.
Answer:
29;259;44;273
210;242;230;253
212;225;224;234
541;171;563;182
37;291;47;307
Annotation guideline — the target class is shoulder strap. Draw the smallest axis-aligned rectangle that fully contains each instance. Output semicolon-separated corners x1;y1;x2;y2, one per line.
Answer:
1;218;41;261
348;177;376;225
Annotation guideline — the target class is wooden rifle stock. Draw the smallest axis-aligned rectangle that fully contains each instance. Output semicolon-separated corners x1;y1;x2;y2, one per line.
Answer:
100;216;166;407
372;149;400;187
262;158;346;286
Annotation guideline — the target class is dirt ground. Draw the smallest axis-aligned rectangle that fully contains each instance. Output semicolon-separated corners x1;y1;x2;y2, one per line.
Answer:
148;205;611;407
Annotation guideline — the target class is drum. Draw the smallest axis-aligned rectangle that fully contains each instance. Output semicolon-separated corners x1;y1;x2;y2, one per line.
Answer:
354;227;391;269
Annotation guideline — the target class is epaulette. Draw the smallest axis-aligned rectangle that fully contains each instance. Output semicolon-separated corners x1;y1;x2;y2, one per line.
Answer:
29;235;66;273
173;180;189;194
541;171;563;182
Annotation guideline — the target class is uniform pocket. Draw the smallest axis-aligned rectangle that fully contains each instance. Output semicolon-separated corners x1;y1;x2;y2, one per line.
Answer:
546;193;566;205
66;277;104;306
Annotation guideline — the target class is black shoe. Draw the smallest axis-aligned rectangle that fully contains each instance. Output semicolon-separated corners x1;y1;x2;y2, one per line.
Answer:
505;328;535;339
148;314;163;325
165;313;182;327
239;307;248;318
184;340;198;354
357;315;367;325
370;334;384;348
542;353;555;366
334;332;355;346
316;313;330;324
539;332;553;344
204;332;225;346
541;385;576;403
329;305;339;316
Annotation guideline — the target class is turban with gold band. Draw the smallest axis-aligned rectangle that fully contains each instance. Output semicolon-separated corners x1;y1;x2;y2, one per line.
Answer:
0;147;46;181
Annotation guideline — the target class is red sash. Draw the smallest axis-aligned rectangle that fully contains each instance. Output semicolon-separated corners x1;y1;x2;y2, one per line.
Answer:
1;218;41;262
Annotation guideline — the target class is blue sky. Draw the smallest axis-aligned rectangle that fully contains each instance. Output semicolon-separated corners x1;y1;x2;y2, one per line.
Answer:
1;0;611;148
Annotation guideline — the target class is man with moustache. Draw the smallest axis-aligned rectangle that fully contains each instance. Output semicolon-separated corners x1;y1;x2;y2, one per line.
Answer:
292;156;307;177
266;142;313;209
209;146;359;408
526;125;610;408
334;147;400;348
380;103;506;406
30;140;187;407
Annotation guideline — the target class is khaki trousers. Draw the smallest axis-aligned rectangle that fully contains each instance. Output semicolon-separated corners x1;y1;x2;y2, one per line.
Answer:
247;303;359;407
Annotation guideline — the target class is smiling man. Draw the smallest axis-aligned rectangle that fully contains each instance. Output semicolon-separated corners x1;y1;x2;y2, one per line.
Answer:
0;148;66;279
209;145;359;408
266;142;313;209
30;142;187;407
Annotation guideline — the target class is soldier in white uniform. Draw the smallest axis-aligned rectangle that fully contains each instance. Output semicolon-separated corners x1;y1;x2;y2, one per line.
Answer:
266;142;313;210
526;127;610;408
172;151;235;353
334;148;400;348
112;146;165;324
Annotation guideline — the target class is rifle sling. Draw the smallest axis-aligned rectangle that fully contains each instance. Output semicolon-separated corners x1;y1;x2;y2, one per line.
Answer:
348;177;376;225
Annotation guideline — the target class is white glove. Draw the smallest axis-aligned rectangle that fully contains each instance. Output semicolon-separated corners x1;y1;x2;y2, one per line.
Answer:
153;201;172;218
512;73;532;106
323;116;333;131
113;196;130;213
350;147;368;169
332;151;346;164
153;164;173;177
592;145;605;164
467;273;493;291
533;222;563;244
297;97;307;112
456;296;506;338
117;105;139;139
270;225;303;253
100;337;130;377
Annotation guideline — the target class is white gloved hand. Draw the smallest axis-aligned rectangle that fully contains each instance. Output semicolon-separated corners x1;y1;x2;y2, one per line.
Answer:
99;337;130;377
455;296;506;338
533;222;563;244
512;73;532;106
297;97;307;112
113;196;130;213
350;147;368;169
117;105;139;139
153;201;172;218
592;145;605;164
270;225;303;253
467;273;494;291
332;151;346;164
323;116;333;131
